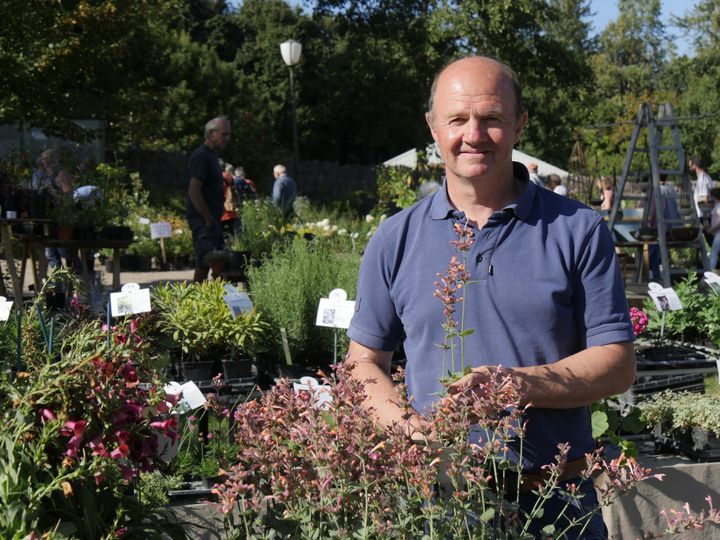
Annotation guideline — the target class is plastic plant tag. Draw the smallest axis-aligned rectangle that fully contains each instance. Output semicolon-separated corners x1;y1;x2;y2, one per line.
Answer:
0;297;12;322
316;288;356;329
224;291;254;318
704;271;720;295
150;221;172;239
165;381;206;410
647;282;682;312
293;376;332;409
138;217;151;225
110;282;152;316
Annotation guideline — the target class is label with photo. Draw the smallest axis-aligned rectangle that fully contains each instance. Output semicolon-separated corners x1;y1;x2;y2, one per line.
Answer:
316;288;355;329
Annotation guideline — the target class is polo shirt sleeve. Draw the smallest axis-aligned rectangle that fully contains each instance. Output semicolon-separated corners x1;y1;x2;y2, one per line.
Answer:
574;217;635;347
347;224;404;351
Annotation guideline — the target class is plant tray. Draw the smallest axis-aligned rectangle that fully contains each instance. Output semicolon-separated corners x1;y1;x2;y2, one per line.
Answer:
635;341;719;370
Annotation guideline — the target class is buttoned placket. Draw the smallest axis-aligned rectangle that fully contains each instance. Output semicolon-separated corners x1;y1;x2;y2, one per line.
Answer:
451;209;514;281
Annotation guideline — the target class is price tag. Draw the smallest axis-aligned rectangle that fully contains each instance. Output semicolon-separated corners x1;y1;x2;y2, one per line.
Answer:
110;282;152;316
293;376;332;409
316;288;355;329
0;296;12;321
647;282;682;312
150;221;172;239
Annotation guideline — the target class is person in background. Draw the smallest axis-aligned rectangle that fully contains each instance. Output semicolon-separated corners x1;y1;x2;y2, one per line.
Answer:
272;164;297;219
234;166;257;201
220;163;239;236
598;176;614;212
527;162;543;187
689;155;714;219
346;55;634;538
186;116;231;282
549;174;568;197
706;187;720;271
34;149;73;269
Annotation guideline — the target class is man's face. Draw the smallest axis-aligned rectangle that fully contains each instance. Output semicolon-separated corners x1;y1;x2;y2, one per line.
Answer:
426;59;527;185
207;122;231;151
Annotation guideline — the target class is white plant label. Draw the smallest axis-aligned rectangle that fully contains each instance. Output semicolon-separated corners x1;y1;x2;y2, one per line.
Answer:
316;288;355;329
138;217;151;225
110;282;152;316
150;221;172;239
293;376;332;409
0;296;12;321
704;272;720;295
224;291;254;318
647;282;682;312
165;381;207;410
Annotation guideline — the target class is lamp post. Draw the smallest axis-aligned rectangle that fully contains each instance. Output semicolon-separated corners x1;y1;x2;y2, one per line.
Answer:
280;39;302;171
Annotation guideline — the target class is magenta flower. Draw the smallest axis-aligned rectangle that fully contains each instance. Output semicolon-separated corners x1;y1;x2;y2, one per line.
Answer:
629;307;649;336
62;419;87;458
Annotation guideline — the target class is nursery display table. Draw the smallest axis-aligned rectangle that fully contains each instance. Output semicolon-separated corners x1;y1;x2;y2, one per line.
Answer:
0;218;132;309
633;341;719;396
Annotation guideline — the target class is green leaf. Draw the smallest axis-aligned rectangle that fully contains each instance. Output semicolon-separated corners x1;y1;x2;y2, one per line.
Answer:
591;410;610;439
479;507;495;523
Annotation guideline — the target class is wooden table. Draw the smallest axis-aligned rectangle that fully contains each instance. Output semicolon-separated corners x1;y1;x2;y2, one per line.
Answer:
0;218;131;308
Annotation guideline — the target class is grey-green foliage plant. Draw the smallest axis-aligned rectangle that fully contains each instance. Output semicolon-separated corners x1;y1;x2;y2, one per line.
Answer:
152;280;267;361
640;390;720;436
227;199;285;259
246;237;361;367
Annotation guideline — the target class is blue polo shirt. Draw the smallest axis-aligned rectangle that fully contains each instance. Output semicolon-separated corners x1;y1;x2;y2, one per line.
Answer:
348;163;634;470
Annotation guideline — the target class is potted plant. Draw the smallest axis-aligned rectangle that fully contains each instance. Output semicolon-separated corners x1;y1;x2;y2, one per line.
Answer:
152;280;267;382
245;236;360;372
639;390;720;459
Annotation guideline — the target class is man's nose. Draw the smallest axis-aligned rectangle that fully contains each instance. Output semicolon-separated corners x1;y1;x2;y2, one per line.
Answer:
462;118;486;145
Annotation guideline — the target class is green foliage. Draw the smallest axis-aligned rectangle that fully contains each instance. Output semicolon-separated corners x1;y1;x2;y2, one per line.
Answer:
152;280;268;360
137;471;183;509
246;236;361;366
643;271;711;343
640;390;720;436
376;165;418;213
226;199;285;259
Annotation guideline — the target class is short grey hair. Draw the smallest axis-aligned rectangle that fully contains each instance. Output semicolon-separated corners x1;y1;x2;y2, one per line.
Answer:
273;164;286;176
204;116;230;138
427;56;525;121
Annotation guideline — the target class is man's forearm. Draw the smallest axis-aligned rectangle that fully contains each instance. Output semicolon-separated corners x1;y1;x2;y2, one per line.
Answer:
513;342;636;408
450;342;636;409
346;342;424;433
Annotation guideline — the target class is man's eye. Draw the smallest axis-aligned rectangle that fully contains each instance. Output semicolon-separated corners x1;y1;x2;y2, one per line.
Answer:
448;118;465;125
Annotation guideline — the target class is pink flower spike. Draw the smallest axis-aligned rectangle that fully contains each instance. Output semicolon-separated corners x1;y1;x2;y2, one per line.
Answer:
111;443;130;460
39;408;56;423
62;419;87;439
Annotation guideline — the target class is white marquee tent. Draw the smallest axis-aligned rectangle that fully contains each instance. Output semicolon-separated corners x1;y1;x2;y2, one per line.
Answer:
383;143;569;178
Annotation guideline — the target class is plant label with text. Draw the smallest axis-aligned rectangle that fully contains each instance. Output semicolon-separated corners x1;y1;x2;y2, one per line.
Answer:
316;288;355;329
150;221;172;239
647;282;682;312
110;283;152;317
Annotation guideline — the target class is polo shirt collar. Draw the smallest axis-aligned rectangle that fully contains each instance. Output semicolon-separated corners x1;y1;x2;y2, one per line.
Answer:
429;161;536;221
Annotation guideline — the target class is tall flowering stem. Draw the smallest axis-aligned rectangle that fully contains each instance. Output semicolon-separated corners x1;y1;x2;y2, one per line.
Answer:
434;221;475;375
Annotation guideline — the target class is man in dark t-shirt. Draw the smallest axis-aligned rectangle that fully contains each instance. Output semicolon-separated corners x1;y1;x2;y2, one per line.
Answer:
186;116;231;281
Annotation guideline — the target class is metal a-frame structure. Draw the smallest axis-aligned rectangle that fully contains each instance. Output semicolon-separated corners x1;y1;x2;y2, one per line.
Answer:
608;103;708;286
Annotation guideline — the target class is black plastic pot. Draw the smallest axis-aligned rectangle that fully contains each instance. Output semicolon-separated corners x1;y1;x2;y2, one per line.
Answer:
222;357;253;379
182;361;216;382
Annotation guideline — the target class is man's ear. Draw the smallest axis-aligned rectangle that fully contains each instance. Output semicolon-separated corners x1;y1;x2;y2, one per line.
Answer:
513;111;528;145
425;112;438;143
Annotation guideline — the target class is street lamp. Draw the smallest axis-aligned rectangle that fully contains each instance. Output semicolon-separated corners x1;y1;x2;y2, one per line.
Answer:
280;39;302;171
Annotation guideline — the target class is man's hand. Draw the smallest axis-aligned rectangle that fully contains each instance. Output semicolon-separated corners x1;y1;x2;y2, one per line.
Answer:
446;365;502;401
199;221;221;240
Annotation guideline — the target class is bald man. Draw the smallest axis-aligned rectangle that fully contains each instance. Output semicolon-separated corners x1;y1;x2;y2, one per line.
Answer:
346;56;635;538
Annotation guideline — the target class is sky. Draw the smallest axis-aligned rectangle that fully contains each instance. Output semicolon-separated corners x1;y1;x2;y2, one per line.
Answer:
589;0;696;56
